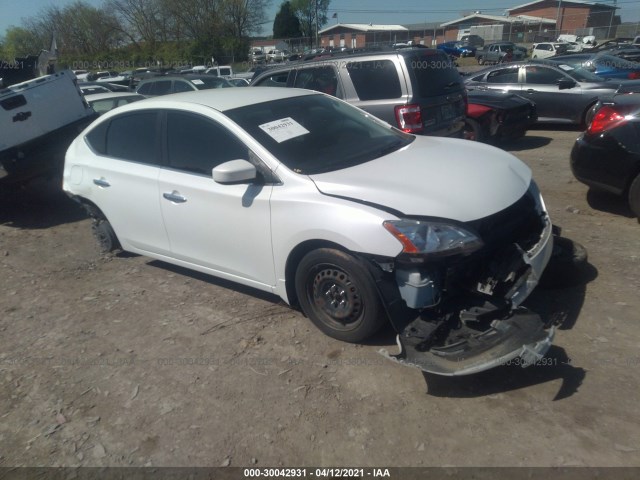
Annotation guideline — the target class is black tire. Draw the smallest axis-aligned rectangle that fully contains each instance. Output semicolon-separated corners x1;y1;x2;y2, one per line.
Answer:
463;117;484;142
294;248;386;343
92;219;120;253
477;56;484;65
538;236;588;289
628;173;640;218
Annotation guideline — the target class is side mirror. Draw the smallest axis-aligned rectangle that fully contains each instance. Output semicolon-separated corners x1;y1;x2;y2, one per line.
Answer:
558;79;576;90
212;159;257;184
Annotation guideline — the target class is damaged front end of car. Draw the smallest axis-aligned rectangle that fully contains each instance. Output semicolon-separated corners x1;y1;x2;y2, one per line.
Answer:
370;181;555;376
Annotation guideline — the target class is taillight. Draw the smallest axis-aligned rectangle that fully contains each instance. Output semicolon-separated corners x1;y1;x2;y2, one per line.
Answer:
588;106;625;135
628;72;640;80
394;104;423;133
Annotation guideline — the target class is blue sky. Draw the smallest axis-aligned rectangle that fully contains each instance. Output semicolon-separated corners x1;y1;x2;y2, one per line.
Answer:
1;0;637;38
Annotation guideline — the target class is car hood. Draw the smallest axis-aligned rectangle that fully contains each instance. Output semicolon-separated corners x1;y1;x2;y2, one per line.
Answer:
308;137;532;222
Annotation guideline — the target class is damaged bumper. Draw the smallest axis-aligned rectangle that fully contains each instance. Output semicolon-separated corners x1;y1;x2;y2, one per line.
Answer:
376;194;556;376
381;310;555;376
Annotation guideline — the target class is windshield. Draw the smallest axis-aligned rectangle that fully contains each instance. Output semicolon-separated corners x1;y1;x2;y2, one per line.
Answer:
225;95;414;174
551;62;603;82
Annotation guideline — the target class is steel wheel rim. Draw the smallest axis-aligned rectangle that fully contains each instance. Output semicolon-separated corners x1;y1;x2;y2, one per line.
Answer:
308;264;363;330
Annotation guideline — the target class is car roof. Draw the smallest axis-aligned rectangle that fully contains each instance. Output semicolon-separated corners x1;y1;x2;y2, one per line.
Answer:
97;87;319;116
84;92;144;101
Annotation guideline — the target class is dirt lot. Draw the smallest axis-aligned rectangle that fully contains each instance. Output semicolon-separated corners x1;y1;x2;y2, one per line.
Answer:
1;127;639;469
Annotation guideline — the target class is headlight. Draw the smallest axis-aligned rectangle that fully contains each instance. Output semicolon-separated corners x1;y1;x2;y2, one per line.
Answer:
383;220;483;257
528;180;547;214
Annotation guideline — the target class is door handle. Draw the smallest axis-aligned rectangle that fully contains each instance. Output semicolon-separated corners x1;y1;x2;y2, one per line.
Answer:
525;89;537;93
163;191;187;203
93;178;111;187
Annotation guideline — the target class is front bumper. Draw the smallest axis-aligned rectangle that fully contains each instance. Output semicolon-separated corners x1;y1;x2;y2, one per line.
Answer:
381;310;555;376
379;208;555;376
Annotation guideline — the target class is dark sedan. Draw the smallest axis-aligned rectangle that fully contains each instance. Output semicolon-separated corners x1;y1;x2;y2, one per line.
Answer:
465;88;537;143
552;53;640;80
571;88;640;217
465;60;640;124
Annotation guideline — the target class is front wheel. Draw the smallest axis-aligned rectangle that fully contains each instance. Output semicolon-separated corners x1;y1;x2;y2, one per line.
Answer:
477;56;484;65
294;248;386;342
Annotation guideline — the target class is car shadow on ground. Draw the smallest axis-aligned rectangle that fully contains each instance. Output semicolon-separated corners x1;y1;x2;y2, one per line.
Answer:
504;135;552;151
586;189;635;219
0;177;87;229
146;260;287;307
423;346;586;400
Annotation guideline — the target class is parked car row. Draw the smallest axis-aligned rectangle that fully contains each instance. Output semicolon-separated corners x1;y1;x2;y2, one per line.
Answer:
71;47;640;219
464;60;640;125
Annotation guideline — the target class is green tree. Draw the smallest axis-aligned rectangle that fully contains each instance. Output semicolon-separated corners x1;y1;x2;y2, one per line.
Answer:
291;0;330;46
273;1;301;39
106;0;165;50
2;27;45;57
222;0;270;37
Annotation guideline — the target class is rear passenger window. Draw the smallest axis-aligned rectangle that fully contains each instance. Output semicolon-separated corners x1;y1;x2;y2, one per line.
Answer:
105;112;159;164
150;80;172;95
166;112;248;175
294;67;338;97
487;67;519;84
347;60;401;100
137;83;152;95
173;81;193;93
254;72;289;87
86;121;109;154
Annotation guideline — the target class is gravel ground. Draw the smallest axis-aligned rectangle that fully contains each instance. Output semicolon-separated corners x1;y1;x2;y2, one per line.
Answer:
0;126;639;469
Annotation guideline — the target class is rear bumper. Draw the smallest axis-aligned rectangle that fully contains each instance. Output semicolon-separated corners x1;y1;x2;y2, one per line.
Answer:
570;134;636;196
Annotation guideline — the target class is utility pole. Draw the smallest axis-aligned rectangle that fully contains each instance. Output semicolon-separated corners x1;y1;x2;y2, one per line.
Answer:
315;0;319;49
555;0;563;36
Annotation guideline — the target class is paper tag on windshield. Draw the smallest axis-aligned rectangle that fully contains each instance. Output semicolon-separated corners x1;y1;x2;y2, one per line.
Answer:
192;79;204;85
259;117;309;143
558;64;573;71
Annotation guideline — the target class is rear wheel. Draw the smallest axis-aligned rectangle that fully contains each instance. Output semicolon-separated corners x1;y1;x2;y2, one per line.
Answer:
463;118;484;142
628;174;640;218
92;219;120;253
294;248;386;343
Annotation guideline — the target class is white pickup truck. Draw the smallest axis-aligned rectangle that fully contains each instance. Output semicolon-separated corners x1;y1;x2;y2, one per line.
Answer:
204;65;255;81
0;70;98;184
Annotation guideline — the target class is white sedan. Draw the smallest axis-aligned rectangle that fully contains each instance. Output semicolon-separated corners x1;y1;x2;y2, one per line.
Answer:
63;88;555;376
84;92;145;115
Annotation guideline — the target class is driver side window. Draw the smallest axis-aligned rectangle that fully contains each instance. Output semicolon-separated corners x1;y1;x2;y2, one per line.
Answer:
524;66;564;84
166;112;248;176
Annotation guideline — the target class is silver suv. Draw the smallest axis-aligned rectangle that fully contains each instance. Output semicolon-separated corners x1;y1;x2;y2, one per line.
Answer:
250;47;466;137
